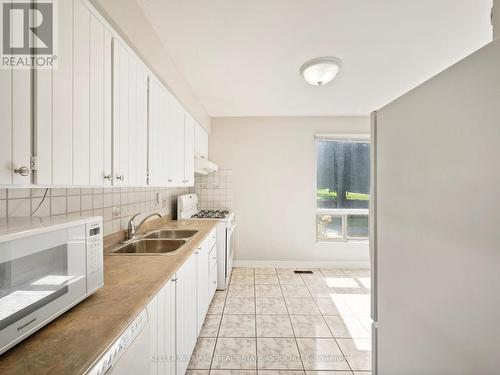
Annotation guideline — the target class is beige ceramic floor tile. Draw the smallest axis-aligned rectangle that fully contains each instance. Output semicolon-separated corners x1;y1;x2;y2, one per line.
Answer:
185;370;209;375
285;298;321;315
289;316;332;338
199;314;222;337
188;338;216;369
260;371;305;375
232;267;255;275
320;269;347;277
305;372;352;375
296;338;350;371
211;338;257;369
256;284;283;298
336;338;371;371
278;275;306;286
323;316;369;339
255;274;280;285
230;274;255;285
224;297;255;314
219;314;256;337
315;298;351;316
208;294;227;315
227;284;255;298
255;268;277;275
257;338;303;370
281;284;311;298
256;315;294;337
210;371;257;375
343;269;370;277
256;298;288;315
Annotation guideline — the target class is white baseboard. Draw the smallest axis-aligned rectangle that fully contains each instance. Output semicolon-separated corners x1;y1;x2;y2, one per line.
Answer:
233;260;370;269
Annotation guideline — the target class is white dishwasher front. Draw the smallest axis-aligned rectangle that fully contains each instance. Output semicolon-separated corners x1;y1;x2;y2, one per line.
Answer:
111;309;151;374
86;308;150;375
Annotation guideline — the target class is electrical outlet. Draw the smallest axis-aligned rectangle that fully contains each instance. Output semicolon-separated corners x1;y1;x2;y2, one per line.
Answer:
112;206;121;218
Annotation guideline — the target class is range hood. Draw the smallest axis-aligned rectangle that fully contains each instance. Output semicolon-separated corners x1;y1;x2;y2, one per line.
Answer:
194;156;218;175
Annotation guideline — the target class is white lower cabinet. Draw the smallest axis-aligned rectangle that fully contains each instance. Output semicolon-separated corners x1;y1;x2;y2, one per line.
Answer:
176;253;198;375
109;232;217;375
196;242;210;335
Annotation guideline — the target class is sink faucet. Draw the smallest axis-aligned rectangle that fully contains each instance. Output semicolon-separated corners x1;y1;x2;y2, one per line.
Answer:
127;212;163;240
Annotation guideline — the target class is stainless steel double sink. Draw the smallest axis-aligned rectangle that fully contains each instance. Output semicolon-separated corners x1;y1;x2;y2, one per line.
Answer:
111;229;198;255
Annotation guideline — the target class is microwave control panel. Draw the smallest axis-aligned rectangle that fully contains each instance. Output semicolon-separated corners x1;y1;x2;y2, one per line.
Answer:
86;220;104;293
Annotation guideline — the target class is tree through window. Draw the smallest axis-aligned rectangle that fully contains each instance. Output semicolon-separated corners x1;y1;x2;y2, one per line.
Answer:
316;135;370;241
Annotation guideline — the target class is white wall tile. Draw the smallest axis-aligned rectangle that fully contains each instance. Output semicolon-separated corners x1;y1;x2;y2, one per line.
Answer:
8;189;31;199
67;196;81;213
51;197;66;215
8;199;31;216
81;195;93;211
93;194;103;209
0;200;6;218
31;197;51;217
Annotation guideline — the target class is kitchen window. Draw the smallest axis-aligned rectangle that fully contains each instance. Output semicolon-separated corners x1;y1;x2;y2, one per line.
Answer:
316;134;370;241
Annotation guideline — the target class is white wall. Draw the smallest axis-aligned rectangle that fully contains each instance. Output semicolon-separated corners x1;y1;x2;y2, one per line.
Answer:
210;117;370;267
494;0;500;39
89;0;210;132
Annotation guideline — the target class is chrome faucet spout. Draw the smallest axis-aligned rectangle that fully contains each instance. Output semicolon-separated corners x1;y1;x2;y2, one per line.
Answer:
127;212;163;240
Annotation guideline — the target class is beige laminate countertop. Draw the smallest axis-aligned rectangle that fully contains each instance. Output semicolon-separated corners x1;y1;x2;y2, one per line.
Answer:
0;219;217;375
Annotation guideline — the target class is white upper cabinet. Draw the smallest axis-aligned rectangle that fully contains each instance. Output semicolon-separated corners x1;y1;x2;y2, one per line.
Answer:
195;122;209;160
2;0;196;188
48;0;74;185
167;96;186;187
148;77;170;186
0;70;31;186
149;80;195;187
89;15;113;186
73;0;91;185
34;0;112;186
183;114;195;186
112;39;148;186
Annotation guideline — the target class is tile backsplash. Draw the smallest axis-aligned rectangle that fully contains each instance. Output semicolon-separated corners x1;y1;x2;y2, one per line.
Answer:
0;187;189;236
192;169;233;210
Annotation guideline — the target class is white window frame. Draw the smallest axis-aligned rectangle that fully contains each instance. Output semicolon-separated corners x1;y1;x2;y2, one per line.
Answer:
315;134;370;243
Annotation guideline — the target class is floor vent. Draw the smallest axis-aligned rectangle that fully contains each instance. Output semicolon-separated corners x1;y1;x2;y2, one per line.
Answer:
293;270;314;274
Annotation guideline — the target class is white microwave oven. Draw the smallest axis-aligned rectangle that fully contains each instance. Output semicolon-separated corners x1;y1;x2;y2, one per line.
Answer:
0;216;104;355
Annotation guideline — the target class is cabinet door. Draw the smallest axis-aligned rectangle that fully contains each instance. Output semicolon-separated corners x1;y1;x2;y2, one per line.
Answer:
0;69;31;185
148;78;168;186
73;0;91;185
195;122;209;159
196;243;210;334
166;96;185;186
51;0;74;185
89;14;106;186
184;115;195;186
134;65;148;186
176;253;198;375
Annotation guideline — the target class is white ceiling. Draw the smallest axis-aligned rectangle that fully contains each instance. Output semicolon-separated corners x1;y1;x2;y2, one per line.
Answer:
138;0;492;117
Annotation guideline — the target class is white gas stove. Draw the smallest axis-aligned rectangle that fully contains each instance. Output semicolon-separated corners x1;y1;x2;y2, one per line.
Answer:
177;194;235;290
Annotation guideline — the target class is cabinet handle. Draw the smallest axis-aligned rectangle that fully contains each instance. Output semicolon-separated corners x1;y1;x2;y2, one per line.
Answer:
104;174;112;181
168;179;173;183
14;166;30;177
195;251;199;255
116;175;124;181
172;278;177;282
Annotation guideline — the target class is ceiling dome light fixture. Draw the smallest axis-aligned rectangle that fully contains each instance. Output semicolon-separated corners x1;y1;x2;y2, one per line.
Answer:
300;57;342;86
